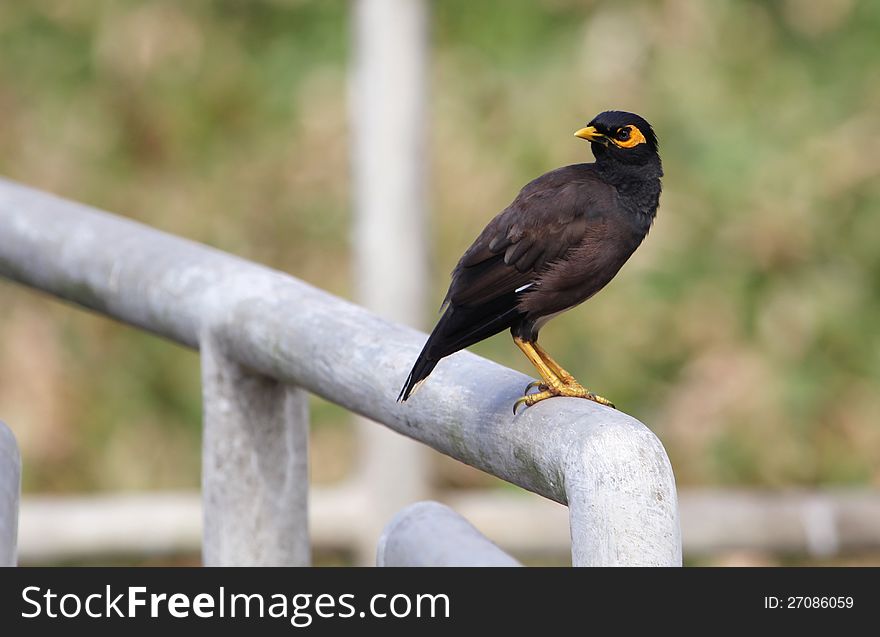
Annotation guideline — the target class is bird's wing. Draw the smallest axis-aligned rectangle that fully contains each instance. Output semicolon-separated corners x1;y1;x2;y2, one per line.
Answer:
447;168;607;308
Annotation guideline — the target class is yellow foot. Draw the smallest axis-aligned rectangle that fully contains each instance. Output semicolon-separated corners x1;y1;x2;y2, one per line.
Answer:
513;383;615;414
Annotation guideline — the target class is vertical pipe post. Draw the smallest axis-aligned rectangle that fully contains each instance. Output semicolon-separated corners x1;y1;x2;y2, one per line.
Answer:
350;0;431;562
563;415;681;566
0;421;20;566
200;337;310;566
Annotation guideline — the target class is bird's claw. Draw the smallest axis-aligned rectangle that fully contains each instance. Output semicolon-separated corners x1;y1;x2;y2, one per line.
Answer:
587;392;615;409
513;385;616;414
513;394;531;415
523;380;547;395
515;380;548;413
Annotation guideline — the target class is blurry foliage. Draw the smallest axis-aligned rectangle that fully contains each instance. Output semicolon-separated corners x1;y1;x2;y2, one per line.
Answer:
0;0;879;494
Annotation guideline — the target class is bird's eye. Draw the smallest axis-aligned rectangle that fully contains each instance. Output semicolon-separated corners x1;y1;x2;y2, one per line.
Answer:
612;125;647;148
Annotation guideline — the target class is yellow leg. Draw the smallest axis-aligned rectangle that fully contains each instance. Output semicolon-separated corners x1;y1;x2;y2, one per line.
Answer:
513;337;615;413
513;337;562;388
532;341;578;385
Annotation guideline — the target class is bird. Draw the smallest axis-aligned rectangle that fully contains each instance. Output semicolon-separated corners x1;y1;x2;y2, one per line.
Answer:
398;110;662;413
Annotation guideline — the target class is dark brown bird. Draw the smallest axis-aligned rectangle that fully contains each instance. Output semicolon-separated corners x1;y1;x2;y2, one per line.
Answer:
399;111;662;412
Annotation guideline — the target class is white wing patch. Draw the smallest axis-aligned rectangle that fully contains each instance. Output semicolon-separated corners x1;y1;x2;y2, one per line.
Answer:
515;283;535;293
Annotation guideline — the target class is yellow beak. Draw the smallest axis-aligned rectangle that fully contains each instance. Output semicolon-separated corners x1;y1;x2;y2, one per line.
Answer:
574;126;604;142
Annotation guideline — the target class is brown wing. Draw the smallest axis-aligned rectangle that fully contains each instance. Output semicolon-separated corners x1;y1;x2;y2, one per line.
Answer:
447;165;613;308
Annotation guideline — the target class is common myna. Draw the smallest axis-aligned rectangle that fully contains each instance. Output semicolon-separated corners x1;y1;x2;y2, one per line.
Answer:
399;110;662;412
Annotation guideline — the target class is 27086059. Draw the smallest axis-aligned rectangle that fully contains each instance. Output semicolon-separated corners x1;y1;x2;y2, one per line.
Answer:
764;596;854;609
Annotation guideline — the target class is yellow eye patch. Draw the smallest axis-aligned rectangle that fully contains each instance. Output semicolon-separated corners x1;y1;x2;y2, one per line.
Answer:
611;125;647;149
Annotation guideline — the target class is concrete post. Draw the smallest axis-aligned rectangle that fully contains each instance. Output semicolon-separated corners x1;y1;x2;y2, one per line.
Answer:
350;0;432;563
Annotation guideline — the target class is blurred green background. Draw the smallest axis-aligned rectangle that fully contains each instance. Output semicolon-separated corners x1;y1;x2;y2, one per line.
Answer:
1;0;879;555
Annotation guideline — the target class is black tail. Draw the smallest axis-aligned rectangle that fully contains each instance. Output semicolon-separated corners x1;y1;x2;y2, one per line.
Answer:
397;348;440;402
398;295;522;402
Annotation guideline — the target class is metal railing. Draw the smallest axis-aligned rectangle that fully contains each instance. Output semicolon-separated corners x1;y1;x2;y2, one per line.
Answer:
0;178;681;566
378;502;522;567
0;421;19;567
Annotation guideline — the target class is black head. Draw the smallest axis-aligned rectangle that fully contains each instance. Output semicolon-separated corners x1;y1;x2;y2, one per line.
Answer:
575;110;660;169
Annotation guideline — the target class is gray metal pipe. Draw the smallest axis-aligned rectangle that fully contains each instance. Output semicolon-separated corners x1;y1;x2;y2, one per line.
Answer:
0;421;20;566
0;179;681;566
200;337;310;566
377;501;521;567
